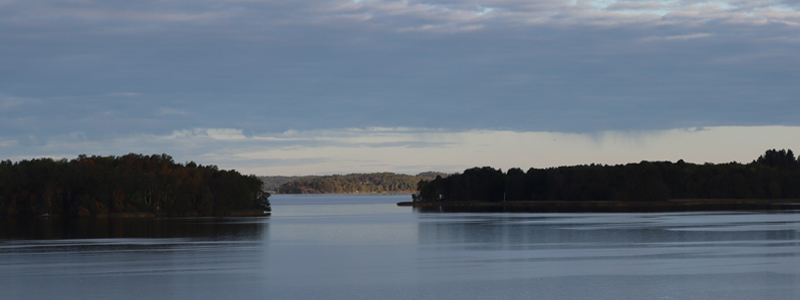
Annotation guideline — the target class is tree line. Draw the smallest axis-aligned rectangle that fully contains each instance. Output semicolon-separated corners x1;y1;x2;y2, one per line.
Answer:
258;175;306;192
414;149;800;202
276;172;433;194
0;153;270;218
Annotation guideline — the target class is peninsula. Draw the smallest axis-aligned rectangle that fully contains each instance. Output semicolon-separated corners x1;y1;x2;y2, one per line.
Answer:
401;149;800;212
0;154;270;218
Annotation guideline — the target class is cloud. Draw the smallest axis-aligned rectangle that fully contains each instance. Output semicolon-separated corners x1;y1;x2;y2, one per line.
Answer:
0;94;37;111
5;126;800;176
155;107;190;116
0;138;18;147
2;1;236;25
2;0;800;139
640;33;712;41
606;2;668;11
323;0;800;28
3;0;798;32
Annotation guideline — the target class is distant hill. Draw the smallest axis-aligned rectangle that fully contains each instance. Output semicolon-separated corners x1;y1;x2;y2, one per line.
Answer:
258;176;307;192
270;172;447;194
416;171;452;179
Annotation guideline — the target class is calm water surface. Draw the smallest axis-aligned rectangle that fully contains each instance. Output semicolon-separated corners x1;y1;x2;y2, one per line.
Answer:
3;194;800;299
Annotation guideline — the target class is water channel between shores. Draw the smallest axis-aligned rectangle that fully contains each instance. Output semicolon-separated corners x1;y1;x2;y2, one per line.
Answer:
2;194;800;300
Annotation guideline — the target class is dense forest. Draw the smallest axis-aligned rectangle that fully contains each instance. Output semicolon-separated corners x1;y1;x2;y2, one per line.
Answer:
415;171;452;180
276;172;437;194
414;149;800;202
258;175;306;192
0;154;270;218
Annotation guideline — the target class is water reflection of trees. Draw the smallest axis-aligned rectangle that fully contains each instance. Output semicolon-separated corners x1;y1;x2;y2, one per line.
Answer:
415;213;800;249
416;215;651;248
0;217;268;240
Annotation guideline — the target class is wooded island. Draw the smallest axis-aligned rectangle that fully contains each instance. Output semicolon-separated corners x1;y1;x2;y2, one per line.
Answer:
0;154;270;218
404;149;800;212
269;172;449;194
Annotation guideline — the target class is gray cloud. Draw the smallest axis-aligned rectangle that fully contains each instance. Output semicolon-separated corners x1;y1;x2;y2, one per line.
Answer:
0;0;799;154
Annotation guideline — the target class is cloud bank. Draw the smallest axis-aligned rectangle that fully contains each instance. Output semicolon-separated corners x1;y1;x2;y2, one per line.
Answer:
3;126;800;175
4;0;799;29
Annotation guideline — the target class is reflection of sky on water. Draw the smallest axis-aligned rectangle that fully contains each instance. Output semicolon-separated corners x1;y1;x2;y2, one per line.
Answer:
268;195;415;246
414;210;800;282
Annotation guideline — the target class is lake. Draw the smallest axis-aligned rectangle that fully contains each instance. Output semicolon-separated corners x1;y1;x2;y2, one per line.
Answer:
3;194;800;299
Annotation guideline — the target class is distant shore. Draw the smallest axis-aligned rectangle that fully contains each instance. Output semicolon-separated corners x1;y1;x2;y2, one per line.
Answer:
271;191;415;195
397;199;800;213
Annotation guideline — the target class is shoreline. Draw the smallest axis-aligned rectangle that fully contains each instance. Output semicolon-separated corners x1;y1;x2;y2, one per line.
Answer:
397;199;800;213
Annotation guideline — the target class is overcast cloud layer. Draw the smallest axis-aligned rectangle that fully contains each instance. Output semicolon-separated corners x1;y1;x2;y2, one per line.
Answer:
2;0;799;174
3;126;800;175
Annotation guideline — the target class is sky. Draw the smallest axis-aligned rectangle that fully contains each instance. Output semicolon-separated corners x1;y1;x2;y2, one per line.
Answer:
2;0;800;175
